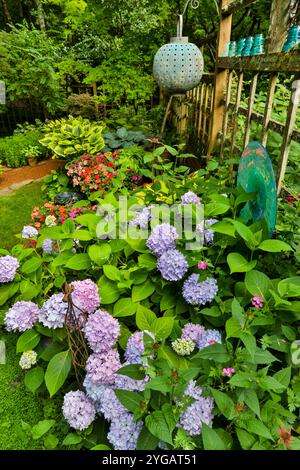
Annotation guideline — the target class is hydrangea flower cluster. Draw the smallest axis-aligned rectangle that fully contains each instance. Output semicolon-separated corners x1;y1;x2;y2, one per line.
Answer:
129;207;152;229
71;279;101;315
84;309;120;353
38;293;67;329
157;249;188;281
86;350;121;385
204;219;218;244
62;390;96;431
182;274;218;306
178;322;222;353
19;350;37;370
42;238;54;254
146;223;179;256
95;386;127;421
5;301;39;332
179;395;214;436
181;191;202;206
125;330;154;365
0;255;19;283
184;380;203;400
22;225;39;239
107;413;143;450
172;338;195;356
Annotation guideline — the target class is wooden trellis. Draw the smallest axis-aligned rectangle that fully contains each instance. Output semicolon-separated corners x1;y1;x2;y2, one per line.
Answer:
169;0;300;194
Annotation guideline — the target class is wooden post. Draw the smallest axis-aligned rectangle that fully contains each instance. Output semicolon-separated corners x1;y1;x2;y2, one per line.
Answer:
261;73;278;146
267;0;292;53
244;73;258;148
208;0;233;155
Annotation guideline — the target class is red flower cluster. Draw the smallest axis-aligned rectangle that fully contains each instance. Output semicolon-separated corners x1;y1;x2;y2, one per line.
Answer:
31;202;97;228
67;152;119;196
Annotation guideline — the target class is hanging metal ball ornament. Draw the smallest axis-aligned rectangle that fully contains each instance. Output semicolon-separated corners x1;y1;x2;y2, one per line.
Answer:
153;0;204;94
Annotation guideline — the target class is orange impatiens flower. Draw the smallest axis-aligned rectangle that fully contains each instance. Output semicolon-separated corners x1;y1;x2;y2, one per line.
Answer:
278;427;294;449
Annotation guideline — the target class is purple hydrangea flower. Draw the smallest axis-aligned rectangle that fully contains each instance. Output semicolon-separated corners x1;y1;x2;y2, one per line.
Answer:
204;219;218;244
22;226;39;239
86;350;121;385
181;323;205;343
184;380;203;400
125;331;154;365
179;396;214;436
197;329;222;350
181;191;202;206
157;249;188;281
62;390;96;431
5;301;39;332
38;293;67;329
96;386;128;422
71;279;101;315
182;274;218;306
0;255;19;283
42;238;54;254
84;309;120;353
83;375;107;402
108;413;143;450
115;364;148;392
129;207;152;229
146;224;178;257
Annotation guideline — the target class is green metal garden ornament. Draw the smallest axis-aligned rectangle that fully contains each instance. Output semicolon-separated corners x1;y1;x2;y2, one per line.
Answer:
153;0;204;94
237;141;277;237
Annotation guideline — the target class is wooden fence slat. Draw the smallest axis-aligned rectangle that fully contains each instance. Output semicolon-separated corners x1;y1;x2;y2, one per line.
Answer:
277;77;300;194
230;72;244;155
244;73;258;148
197;84;205;139
261;73;278;146
220;70;233;160
202;85;209;140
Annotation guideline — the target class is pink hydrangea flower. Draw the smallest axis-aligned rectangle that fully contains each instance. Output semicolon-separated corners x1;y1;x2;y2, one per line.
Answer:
252;295;264;309
198;261;208;270
222;367;235;377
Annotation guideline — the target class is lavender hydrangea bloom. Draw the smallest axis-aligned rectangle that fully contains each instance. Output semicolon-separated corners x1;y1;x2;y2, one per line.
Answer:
204;219;218;244
181;323;205;343
129;207;152;229
42;238;53;254
83;375;107;402
108;413;143;450
5;301;39;332
146;224;178;257
182;274;218;306
96;386;128;422
157;249;188;281
62;390;96;431
197;329;222;350
22;225;38;239
38;293;67;329
115;364;148;392
181;191;202;206
184;380;203;400
71;279;101;315
0;255;19;283
86;350;121;385
84;309;120;353
179;396;214;436
125;331;154;365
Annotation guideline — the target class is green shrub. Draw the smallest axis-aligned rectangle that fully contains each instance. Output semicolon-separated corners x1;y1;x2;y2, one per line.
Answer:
0;130;47;168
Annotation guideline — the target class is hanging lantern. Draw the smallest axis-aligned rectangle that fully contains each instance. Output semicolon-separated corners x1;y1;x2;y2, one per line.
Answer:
153;1;204;94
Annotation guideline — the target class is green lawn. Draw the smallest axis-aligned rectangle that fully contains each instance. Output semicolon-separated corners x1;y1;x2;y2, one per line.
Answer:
0;181;45;449
0;181;43;250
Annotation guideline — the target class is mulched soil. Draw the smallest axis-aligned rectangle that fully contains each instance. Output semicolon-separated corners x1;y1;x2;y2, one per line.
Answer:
0;159;64;190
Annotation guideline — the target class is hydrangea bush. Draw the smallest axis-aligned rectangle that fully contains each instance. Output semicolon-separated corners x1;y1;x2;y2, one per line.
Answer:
0;162;300;451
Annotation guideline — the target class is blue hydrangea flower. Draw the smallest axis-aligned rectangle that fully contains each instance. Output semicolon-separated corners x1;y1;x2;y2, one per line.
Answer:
157;249;188;281
22;226;38;239
5;301;39;332
197;329;222;350
42;238;54;254
0;255;19;283
125;330;155;365
108;413;143;450
146;223;178;257
62;390;96;431
83;375;107;402
179;396;214;436
38;293;67;329
181;191;202;206
184;380;203;400
129;207;152;229
204;219;218;244
95;386;128;422
182;274;218;306
181;323;205;343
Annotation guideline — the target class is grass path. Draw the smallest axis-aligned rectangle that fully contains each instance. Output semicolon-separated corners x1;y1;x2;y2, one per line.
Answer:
0;182;44;449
